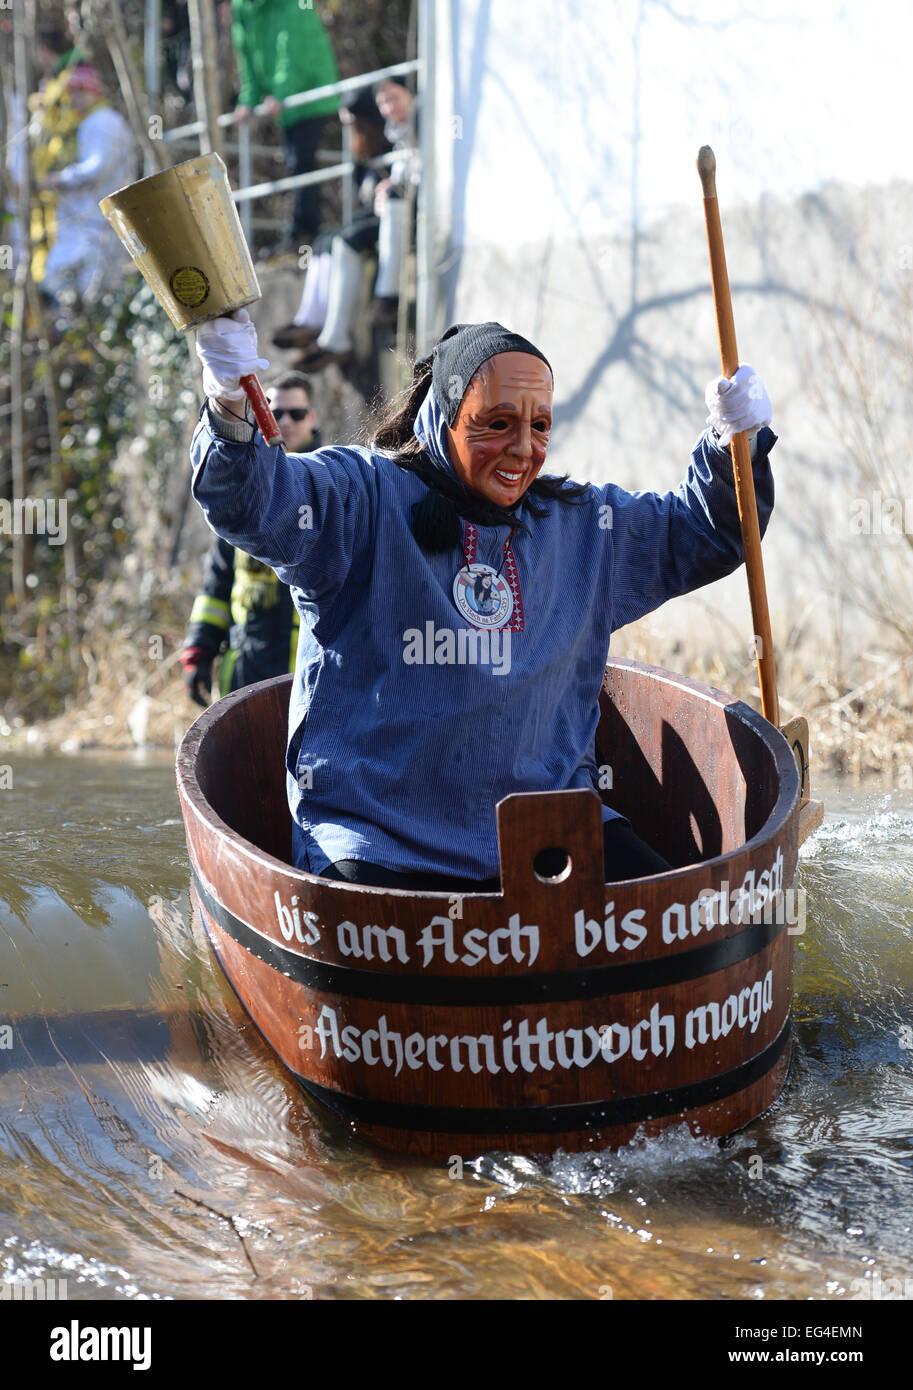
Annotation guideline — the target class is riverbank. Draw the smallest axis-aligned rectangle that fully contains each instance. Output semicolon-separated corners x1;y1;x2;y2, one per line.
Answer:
2;577;911;789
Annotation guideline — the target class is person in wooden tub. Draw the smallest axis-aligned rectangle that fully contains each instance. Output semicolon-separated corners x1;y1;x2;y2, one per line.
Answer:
190;316;775;891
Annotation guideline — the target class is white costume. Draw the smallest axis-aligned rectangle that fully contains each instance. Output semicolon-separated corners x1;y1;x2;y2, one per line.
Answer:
41;106;136;301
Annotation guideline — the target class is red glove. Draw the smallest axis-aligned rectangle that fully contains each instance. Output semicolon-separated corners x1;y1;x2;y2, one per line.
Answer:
180;646;214;708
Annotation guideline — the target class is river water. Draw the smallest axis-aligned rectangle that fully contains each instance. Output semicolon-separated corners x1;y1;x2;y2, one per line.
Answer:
1;753;912;1303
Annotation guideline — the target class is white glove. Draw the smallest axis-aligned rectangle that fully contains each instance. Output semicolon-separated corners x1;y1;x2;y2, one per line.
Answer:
194;308;270;401
705;364;772;447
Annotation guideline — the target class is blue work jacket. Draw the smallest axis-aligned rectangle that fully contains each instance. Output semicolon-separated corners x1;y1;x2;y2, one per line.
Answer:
190;406;775;878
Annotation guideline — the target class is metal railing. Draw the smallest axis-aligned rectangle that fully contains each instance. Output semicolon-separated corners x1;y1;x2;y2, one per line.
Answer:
162;60;420;141
141;0;437;346
161;60;422;247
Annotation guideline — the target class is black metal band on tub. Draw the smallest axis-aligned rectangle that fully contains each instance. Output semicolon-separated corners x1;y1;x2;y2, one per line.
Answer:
192;867;791;1007
293;1021;791;1135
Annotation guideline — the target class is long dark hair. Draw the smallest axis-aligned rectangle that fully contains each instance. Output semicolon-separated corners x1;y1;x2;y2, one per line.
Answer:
368;356;592;552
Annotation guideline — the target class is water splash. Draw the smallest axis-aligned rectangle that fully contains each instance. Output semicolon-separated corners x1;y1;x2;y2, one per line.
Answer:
546;1125;721;1197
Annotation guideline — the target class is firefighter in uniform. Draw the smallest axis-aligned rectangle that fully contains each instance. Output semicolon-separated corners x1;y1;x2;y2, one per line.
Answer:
180;373;319;706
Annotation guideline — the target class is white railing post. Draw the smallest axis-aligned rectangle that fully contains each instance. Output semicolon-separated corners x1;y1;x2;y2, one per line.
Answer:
416;0;436;353
144;0;163;177
341;117;354;228
238;121;253;245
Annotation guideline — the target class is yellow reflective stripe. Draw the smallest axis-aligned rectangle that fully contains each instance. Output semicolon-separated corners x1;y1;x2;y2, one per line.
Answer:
190;596;231;628
218;647;239;697
289;608;301;673
231;566;281;625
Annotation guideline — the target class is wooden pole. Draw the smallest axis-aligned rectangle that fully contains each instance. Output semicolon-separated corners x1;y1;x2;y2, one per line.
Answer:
697;145;779;726
26;279;81;674
0;18;11;252
186;0;224;158
100;0;166;173
9;0;35;607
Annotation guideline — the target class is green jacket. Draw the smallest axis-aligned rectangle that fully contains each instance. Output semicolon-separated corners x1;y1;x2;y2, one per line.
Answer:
231;0;340;125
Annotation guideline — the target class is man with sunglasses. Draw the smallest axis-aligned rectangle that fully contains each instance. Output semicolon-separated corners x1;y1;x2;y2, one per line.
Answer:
180;373;319;706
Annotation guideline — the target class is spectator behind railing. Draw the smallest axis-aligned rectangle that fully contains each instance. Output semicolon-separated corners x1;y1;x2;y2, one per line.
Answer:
291;76;418;374
230;0;340;255
272;86;391;353
34;66;136;310
371;76;420;322
161;0;192;100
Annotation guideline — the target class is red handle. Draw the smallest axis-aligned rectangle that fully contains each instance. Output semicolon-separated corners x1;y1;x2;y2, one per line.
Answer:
240;373;283;448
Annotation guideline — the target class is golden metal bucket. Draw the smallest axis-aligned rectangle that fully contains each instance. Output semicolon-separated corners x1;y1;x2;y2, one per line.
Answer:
99;153;260;332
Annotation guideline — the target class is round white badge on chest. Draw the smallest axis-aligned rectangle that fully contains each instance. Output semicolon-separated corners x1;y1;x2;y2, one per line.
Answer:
453;563;514;629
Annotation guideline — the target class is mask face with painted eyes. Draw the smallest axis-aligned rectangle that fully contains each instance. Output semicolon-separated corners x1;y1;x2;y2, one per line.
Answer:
445;352;553;508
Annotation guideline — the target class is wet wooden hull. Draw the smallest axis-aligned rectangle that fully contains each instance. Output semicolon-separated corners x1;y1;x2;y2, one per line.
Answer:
176;660;801;1159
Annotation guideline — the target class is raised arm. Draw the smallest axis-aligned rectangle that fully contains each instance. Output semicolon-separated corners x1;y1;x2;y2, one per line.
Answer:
51;109;132;192
191;316;375;603
608;366;776;632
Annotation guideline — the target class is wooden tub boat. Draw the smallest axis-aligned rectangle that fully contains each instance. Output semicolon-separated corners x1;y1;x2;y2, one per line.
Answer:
175;659;808;1160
